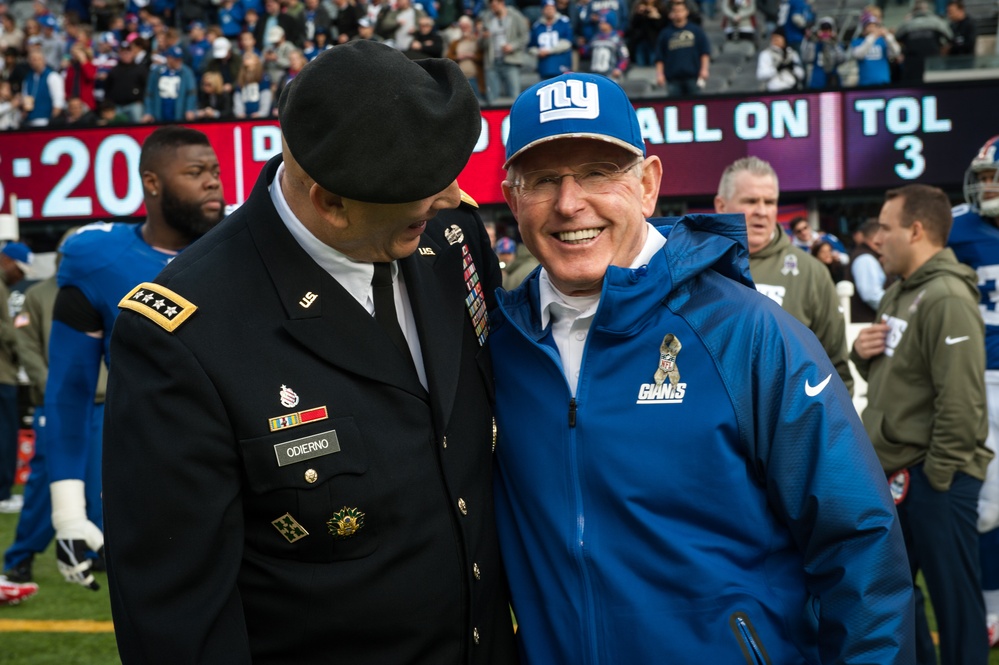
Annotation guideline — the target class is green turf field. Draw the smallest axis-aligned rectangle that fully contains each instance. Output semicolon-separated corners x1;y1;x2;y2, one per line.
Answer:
0;490;119;664
2;489;999;664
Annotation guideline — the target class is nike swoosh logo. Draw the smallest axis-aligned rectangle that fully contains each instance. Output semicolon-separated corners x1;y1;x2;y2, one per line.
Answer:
804;374;832;397
945;336;970;345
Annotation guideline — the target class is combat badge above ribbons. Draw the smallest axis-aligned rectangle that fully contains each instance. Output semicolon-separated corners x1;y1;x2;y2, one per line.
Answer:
119;282;196;332
328;506;365;538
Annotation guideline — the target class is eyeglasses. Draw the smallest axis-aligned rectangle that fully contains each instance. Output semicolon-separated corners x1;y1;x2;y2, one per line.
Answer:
510;159;643;201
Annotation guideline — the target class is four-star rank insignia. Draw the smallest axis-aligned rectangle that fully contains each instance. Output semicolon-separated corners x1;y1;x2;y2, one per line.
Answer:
272;512;309;543
119;282;196;332
328;506;365;538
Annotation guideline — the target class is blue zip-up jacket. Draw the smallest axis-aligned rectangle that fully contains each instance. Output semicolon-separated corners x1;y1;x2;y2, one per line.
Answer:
491;214;914;664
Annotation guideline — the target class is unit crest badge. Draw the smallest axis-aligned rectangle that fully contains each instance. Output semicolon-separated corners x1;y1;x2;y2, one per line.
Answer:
328;506;365;538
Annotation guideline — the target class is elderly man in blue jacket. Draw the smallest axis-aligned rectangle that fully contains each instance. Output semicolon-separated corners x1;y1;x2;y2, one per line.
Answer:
491;71;915;664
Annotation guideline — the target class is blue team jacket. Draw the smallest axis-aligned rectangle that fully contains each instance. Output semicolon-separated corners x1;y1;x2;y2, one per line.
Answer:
490;214;914;664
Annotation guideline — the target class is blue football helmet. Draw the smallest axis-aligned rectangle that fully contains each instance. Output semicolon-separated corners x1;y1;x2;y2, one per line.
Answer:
965;135;999;217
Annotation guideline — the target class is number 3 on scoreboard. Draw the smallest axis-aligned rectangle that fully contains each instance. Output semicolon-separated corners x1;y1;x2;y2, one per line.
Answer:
893;135;925;180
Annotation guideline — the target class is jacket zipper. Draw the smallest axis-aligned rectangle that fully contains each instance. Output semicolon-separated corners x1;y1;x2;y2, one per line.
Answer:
729;612;772;665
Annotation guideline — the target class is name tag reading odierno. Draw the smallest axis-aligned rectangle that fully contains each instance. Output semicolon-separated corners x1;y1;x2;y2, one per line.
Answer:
274;430;341;467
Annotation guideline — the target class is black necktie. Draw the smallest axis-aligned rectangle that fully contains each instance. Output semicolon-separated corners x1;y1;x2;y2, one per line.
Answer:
371;262;411;358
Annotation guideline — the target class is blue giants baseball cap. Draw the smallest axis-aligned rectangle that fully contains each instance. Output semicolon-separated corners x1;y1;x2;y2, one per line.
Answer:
503;72;645;169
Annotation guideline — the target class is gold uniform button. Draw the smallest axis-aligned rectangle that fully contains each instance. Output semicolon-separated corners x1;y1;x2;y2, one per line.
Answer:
473;562;481;580
443;435;448;449
304;468;318;484
473;627;480;645
458;498;467;515
491;418;497;453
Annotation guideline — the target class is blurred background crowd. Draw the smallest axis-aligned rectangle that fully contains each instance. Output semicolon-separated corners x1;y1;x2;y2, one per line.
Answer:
0;0;993;128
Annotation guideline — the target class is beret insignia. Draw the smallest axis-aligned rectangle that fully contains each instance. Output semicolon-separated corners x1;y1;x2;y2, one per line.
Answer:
119;282;196;332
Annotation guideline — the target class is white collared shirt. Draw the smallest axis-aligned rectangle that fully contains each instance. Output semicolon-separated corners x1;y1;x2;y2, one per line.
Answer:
270;163;428;389
538;222;666;396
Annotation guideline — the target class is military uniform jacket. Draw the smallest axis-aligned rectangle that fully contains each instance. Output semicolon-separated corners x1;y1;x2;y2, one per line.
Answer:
103;157;518;665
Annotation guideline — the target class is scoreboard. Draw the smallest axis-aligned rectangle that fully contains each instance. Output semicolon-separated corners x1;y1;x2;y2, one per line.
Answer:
0;80;994;223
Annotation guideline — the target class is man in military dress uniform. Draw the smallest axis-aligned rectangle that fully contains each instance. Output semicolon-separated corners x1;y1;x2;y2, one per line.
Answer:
102;41;518;665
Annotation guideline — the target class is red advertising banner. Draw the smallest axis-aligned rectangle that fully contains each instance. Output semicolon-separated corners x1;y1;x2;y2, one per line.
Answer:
0;81;994;223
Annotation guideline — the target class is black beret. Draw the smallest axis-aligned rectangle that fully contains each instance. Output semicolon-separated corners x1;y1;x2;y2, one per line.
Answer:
279;40;481;204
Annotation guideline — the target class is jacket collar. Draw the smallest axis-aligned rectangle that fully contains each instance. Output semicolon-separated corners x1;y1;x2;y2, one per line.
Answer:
245;156;428;401
497;213;754;336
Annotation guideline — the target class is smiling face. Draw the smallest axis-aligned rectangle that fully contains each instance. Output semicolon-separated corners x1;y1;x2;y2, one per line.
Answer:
502;139;660;297
714;170;779;255
324;183;462;262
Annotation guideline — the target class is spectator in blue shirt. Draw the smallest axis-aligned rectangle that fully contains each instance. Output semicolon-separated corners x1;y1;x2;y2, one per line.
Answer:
186;21;212;73
143;45;197;122
529;0;574;79
654;0;710;96
217;0;246;39
777;0;813;50
850;12;899;86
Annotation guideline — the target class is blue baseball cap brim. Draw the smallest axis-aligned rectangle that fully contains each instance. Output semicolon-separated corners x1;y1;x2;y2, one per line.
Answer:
503;73;645;169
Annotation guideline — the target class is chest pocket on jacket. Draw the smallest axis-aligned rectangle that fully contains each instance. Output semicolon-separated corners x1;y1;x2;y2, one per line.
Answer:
239;416;377;561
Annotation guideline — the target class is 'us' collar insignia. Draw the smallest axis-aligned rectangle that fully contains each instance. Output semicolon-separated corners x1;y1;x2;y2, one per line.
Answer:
272;512;309;543
300;291;318;308
445;224;464;245
119;282;196;332
419;247;435;256
328;506;365;538
268;405;328;432
279;385;300;408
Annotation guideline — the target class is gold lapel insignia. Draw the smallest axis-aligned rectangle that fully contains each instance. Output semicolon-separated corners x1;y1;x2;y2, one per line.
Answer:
300;291;318;308
328;506;365;538
419;247;436;256
272;512;309;543
119;282;196;332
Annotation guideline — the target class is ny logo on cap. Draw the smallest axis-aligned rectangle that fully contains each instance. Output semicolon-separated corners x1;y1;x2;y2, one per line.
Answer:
537;80;599;123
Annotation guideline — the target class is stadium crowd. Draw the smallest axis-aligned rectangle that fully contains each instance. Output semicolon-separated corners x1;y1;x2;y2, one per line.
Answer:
0;0;988;127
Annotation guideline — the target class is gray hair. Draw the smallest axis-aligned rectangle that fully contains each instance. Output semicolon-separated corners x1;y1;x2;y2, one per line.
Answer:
716;157;779;201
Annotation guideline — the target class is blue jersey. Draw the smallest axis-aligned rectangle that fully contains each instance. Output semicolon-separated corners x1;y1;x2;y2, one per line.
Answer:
851;35;891;86
46;222;177;482
218;4;245;37
187;38;211;73
530;16;574;78
236;75;272;117
158;68;183;120
588;29;629;76
949;204;999;370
